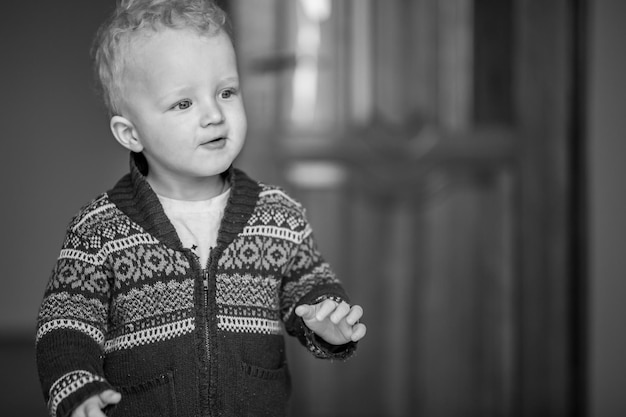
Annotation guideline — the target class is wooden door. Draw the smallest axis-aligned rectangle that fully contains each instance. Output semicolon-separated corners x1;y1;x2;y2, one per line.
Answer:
231;0;582;416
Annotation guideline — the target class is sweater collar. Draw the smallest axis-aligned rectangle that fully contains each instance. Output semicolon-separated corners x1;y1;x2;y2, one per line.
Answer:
107;152;261;251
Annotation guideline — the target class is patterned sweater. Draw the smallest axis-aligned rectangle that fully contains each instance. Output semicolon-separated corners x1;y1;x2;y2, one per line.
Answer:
36;154;356;417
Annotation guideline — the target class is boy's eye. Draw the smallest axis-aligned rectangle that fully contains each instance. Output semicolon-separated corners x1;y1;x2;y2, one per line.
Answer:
174;99;192;110
220;88;237;100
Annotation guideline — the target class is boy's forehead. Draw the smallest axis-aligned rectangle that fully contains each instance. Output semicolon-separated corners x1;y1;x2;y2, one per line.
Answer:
120;25;230;60
119;28;236;84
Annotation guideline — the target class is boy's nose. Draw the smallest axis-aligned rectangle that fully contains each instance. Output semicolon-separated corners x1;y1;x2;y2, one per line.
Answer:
200;100;224;126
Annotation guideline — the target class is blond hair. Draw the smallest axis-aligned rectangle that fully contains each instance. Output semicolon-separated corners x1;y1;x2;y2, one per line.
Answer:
92;0;230;116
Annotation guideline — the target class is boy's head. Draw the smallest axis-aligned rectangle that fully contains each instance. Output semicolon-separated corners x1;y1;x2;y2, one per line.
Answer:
93;0;231;117
92;0;247;199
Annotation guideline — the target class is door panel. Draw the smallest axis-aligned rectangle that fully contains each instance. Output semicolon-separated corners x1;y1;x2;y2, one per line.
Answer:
231;0;579;416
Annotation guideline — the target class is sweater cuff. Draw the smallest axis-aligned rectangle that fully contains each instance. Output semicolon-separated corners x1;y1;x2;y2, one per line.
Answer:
301;319;358;360
48;371;113;417
299;294;358;360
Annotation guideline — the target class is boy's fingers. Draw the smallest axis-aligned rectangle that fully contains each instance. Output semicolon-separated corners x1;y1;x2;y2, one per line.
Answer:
330;302;350;324
346;305;364;325
72;391;121;417
297;300;357;325
350;323;367;342
315;299;339;321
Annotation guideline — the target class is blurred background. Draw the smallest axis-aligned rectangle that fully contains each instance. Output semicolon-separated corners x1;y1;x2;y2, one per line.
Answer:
1;0;624;416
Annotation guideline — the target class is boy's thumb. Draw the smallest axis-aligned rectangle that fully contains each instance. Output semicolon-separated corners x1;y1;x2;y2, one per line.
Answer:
100;389;122;405
295;304;315;320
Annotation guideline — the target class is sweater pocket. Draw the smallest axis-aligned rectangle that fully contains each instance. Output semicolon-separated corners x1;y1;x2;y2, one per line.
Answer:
236;361;290;417
108;371;177;417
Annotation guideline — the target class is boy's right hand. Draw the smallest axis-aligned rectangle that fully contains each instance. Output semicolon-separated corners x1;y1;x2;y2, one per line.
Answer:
71;389;121;417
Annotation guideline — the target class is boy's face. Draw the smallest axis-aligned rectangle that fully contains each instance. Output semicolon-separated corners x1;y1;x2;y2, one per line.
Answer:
115;28;246;197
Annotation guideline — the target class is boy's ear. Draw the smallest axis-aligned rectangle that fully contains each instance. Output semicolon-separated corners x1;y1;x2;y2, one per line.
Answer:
110;116;143;153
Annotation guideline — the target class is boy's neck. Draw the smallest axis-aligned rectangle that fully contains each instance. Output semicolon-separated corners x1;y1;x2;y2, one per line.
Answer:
146;172;228;201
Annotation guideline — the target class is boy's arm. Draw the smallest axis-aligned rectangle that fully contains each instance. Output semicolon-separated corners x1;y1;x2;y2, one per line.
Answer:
36;228;115;417
281;222;359;360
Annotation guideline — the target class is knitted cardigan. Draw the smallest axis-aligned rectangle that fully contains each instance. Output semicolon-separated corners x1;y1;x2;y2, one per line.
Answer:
36;154;356;417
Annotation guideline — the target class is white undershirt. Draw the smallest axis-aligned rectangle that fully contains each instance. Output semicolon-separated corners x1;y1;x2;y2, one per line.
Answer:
157;189;230;268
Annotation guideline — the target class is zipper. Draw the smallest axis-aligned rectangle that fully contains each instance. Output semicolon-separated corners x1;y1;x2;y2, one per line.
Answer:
202;250;214;416
186;248;213;416
203;249;214;361
203;265;210;360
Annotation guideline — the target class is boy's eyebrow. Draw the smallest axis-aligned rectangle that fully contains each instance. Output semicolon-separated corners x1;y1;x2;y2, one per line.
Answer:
219;76;240;85
156;75;241;103
163;75;240;94
157;86;192;103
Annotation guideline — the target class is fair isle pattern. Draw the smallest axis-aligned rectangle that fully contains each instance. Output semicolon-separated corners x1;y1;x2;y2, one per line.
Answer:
215;187;309;336
110;279;195;327
250;188;307;232
258;187;302;207
219;186;311;274
107;309;193;342
104;317;195;353
213;184;348;338
283;231;326;276
109;245;189;288
216;273;282;333
38;191;197;367
71;201;117;233
69;194;141;240
240;224;311;245
36;319;104;346
64;195;146;254
217;316;282;335
47;258;109;293
39;293;108;328
220;235;296;271
48;370;106;417
70;194;114;228
60;234;160;266
216;274;281;310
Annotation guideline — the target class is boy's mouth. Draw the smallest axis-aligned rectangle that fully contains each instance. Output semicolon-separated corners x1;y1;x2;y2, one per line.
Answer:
200;137;227;148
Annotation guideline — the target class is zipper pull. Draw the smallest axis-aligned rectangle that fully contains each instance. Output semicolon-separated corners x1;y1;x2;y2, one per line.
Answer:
203;269;209;289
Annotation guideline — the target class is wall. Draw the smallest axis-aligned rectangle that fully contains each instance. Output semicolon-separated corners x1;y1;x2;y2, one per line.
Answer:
587;1;626;416
0;2;120;414
0;1;124;334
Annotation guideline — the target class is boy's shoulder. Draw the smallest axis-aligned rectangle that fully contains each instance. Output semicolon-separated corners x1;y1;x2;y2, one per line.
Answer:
256;182;305;211
66;192;139;240
246;182;312;233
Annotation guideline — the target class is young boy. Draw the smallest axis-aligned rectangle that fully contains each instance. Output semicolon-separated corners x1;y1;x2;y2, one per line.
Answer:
35;1;366;416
